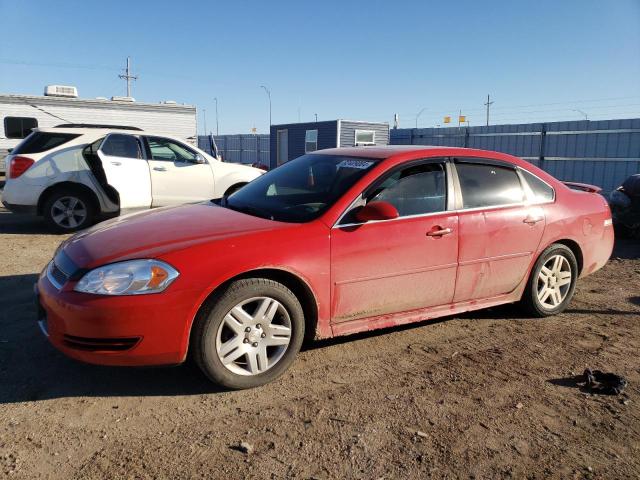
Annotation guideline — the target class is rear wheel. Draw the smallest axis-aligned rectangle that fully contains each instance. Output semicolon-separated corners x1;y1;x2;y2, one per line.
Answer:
520;244;578;317
192;278;305;389
43;190;95;233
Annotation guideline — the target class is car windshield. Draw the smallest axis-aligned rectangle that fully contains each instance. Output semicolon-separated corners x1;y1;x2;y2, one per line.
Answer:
224;154;379;222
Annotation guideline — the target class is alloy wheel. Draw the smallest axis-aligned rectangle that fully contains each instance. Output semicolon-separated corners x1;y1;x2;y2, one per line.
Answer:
215;296;292;376
51;196;88;229
536;254;572;310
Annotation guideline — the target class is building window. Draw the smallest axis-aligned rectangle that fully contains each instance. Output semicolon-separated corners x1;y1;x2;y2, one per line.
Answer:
4;117;38;139
355;129;375;146
305;129;318;153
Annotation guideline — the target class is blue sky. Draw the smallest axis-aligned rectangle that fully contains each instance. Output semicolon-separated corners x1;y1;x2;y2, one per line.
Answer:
1;0;639;133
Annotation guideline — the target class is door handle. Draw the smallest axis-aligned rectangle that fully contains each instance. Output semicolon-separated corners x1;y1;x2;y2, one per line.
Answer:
426;227;453;237
523;215;543;225
153;166;167;172
110;161;122;166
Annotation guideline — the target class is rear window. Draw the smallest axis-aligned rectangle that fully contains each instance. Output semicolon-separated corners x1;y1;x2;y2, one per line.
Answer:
4;117;38;139
12;132;80;155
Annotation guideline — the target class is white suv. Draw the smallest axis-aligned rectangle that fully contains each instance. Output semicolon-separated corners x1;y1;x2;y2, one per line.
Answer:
2;125;263;231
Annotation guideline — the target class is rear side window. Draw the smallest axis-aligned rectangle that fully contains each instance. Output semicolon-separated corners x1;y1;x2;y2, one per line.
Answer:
4;117;38;139
456;162;524;208
12;132;79;154
100;134;142;159
520;169;555;203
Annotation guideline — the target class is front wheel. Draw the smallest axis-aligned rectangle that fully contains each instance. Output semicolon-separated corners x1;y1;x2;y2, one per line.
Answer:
43;190;95;233
520;244;578;317
192;278;305;389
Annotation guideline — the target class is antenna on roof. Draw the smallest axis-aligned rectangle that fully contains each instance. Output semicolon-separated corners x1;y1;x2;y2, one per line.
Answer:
118;56;138;98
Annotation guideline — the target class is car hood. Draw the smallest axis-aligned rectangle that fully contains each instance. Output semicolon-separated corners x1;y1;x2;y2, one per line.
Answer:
62;203;286;268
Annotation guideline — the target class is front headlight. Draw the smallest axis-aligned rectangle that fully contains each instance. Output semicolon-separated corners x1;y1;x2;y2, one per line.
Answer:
74;259;179;296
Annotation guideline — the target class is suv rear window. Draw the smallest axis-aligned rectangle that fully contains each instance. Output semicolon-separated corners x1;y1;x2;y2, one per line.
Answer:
12;132;80;155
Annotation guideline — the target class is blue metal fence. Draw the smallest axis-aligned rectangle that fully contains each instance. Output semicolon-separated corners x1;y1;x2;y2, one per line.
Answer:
390;118;640;193
198;134;270;165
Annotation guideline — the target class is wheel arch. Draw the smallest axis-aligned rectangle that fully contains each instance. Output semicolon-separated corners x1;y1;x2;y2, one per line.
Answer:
549;238;584;275
37;181;100;216
223;182;248;197
188;267;319;355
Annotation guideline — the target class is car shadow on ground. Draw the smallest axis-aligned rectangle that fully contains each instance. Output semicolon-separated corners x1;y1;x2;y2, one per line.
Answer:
0;210;54;235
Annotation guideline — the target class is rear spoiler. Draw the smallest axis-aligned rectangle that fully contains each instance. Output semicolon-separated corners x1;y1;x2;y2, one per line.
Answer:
562;181;602;194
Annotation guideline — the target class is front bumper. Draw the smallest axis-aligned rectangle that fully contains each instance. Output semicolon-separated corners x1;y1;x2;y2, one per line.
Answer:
36;270;199;366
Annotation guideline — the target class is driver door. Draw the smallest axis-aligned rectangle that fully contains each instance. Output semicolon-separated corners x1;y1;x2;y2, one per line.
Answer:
97;133;152;209
330;159;459;323
144;136;215;206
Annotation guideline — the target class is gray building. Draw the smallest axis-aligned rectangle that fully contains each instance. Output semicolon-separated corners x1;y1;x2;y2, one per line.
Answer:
269;120;389;169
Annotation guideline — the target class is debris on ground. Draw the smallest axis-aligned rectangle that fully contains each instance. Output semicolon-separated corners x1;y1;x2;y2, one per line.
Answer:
583;369;628;395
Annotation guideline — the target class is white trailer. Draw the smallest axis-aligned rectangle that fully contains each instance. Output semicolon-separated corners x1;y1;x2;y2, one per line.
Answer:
1;86;196;173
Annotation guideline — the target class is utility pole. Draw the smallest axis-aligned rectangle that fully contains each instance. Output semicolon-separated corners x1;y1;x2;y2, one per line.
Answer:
118;56;138;97
484;94;494;126
260;85;271;130
214;97;219;135
314;113;318;122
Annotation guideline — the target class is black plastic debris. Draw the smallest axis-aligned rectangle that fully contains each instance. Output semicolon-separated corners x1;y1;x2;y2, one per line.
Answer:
583;368;628;395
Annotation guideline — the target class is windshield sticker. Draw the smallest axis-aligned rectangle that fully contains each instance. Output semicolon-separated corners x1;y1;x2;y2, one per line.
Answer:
337;160;374;170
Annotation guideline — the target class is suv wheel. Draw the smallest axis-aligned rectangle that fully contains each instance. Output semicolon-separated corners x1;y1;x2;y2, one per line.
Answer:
43;191;95;233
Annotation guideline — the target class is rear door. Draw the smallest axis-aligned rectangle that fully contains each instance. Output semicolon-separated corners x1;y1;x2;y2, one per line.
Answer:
452;159;545;302
97;133;151;209
331;159;459;323
144;136;215;206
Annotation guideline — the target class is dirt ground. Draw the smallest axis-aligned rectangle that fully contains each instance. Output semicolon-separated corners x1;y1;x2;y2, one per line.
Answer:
1;189;639;479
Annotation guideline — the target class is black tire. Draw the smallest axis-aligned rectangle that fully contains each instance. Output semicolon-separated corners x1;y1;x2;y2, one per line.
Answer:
224;183;247;197
42;189;95;233
192;278;305;389
519;243;578;317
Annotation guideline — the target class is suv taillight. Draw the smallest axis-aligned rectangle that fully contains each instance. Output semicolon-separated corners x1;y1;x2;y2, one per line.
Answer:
9;156;35;178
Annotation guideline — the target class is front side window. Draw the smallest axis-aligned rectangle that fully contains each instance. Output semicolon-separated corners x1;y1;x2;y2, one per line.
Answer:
369;163;446;217
146;136;199;162
100;134;142;159
11;132;79;154
456;161;524;209
520;169;555;203
355;130;375;146
225;154;378;222
4;117;38;139
305;129;318;153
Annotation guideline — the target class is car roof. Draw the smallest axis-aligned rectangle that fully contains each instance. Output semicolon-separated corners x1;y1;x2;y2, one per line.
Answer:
313;145;514;161
34;127;189;141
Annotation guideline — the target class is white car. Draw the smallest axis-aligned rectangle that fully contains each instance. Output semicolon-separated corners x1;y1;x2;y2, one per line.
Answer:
2;125;263;231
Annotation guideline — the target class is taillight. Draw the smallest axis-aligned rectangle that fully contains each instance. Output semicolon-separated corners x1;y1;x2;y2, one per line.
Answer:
9;156;35;178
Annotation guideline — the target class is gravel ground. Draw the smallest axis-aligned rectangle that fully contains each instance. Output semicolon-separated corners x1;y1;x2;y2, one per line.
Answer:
1;185;639;479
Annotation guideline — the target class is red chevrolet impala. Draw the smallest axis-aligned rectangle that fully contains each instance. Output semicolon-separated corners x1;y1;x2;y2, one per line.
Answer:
36;146;614;388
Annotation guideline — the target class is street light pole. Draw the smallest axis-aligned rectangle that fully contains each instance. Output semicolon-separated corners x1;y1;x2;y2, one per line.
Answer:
415;107;426;128
260;85;271;130
214;97;219;136
572;109;588;120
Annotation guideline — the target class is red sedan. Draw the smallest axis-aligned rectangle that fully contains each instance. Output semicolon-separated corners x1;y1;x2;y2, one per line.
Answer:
37;146;614;389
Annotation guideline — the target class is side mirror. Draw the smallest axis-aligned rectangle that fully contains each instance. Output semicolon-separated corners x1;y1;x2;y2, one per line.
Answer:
193;154;206;164
355;201;399;222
